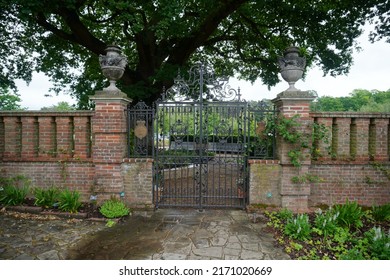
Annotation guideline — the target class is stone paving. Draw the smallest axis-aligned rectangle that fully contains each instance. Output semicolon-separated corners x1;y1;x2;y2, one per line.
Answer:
0;208;290;260
0;211;106;260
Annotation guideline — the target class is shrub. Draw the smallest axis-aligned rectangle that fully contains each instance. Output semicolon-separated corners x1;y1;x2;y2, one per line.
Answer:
0;185;29;206
284;214;311;241
58;189;82;213
371;204;390;222
33;187;60;208
331;200;363;229
99;199;130;219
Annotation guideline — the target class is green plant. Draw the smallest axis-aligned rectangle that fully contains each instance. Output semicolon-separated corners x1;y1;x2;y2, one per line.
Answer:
265;211;284;230
105;219;117;227
33;187;60;208
291;173;322;184
370;162;390;180
284;214;311;241
339;248;366;260
314;209;339;237
0;185;29;206
99;198;130;219
311;122;331;160
331;200;364;229
366;227;390;260
371;204;390;222
277;208;294;221
58;189;82;213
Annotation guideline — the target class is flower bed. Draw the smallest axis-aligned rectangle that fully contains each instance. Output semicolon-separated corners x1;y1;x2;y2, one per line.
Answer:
256;202;390;260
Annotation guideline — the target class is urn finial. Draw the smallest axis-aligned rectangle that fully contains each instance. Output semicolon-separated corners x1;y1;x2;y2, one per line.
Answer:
278;46;306;91
99;45;127;91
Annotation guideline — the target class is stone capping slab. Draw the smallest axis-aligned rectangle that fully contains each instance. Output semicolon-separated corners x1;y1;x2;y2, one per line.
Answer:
248;159;280;164
310;112;390;118
123;158;154;163
0;158;94;162
272;90;317;102
0;111;94;117
89;90;132;103
312;160;390;165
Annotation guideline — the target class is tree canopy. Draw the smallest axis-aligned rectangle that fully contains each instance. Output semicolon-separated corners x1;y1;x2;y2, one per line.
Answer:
1;0;389;108
312;89;390;112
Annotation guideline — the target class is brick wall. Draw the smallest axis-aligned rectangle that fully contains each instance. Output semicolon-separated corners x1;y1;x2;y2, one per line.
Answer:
308;112;390;207
0;162;94;198
0;111;94;200
309;163;390;207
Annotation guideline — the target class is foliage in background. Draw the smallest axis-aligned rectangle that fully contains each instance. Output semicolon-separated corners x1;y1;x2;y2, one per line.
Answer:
1;1;389;107
40;101;76;111
0;85;23;110
312;89;390;112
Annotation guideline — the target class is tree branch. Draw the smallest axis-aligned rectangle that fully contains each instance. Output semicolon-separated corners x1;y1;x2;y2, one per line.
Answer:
36;13;77;43
167;0;248;65
58;8;106;55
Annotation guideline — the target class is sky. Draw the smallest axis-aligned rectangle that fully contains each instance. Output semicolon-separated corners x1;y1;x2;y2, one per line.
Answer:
16;25;390;110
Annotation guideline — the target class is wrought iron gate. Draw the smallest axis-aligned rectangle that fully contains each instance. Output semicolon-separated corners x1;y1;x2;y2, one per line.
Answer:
153;63;248;209
127;63;277;210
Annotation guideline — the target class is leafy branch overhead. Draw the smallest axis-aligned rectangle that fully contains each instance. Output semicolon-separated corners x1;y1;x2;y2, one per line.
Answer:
1;0;389;108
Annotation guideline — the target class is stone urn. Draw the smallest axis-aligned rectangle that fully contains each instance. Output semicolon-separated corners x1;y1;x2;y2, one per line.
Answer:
278;46;306;91
99;45;127;91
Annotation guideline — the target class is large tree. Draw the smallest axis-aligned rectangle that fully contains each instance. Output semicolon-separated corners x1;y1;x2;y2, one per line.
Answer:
0;0;388;108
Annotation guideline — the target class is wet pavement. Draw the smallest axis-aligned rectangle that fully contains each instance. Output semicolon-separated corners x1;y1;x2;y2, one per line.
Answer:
0;209;290;260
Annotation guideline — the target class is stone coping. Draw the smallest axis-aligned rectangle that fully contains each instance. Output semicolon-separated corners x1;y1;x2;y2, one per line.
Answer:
311;112;390;118
0;111;94;117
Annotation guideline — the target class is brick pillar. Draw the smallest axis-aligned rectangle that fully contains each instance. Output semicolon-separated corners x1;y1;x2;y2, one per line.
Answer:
56;116;72;158
90;90;131;202
272;91;316;212
334;117;351;160
21;117;38;159
373;118;389;161
3;116;21;158
74;116;91;159
356;118;370;161
313;117;333;160
38;117;56;158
